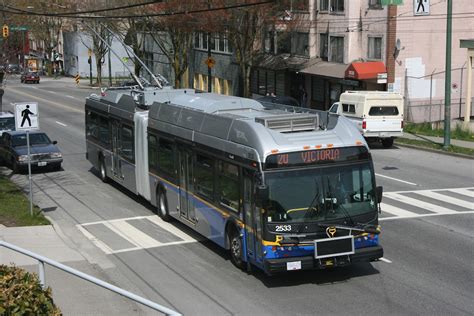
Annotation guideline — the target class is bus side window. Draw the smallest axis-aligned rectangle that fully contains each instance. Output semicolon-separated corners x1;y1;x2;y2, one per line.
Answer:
218;161;240;212
157;138;175;177
148;134;158;173
121;125;134;162
86;111;99;139
99;116;110;146
194;154;214;200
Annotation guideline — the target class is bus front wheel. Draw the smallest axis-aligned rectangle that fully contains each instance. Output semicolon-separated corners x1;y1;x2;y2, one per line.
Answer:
229;227;244;269
158;191;171;222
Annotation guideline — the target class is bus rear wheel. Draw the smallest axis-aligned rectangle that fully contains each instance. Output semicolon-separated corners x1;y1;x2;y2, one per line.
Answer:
158;191;171;222
229;227;244;269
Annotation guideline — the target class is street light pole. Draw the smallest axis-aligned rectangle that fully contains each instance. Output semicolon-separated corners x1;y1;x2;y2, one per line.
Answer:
443;0;452;149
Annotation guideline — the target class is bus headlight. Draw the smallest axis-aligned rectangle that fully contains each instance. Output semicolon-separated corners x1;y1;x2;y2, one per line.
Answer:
51;152;62;158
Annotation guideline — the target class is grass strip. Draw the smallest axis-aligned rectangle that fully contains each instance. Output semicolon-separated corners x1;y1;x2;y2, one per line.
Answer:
0;175;50;227
395;137;474;157
404;122;474;142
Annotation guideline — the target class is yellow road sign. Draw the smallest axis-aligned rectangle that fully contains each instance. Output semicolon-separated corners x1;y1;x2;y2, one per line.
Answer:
205;57;216;68
75;74;80;85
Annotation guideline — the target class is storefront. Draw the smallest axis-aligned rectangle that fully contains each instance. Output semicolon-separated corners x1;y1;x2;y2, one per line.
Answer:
344;61;387;91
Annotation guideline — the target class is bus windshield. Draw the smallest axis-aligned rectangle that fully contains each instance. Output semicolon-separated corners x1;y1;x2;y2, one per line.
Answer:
264;162;376;224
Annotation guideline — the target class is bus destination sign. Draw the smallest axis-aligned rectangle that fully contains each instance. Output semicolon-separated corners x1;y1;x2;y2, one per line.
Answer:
265;146;369;169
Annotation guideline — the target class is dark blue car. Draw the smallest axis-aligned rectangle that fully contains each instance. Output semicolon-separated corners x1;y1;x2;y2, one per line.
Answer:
0;130;62;172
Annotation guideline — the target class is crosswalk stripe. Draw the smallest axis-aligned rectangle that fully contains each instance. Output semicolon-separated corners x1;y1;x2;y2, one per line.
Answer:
415;191;473;210
450;188;474;198
103;221;162;249
384;193;457;214
381;203;418;217
146;216;199;242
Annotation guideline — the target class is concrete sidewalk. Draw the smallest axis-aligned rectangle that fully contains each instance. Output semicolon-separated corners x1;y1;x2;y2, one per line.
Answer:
0;224;151;315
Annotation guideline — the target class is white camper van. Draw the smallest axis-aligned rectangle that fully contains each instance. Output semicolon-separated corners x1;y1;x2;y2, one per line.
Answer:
329;91;403;148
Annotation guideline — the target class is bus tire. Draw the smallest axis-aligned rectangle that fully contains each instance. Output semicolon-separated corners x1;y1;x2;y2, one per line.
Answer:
228;226;244;270
99;157;108;183
381;138;394;148
157;191;171;222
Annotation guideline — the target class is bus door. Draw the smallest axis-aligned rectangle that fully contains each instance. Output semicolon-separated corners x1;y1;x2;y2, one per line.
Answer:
111;120;123;179
243;171;262;263
178;146;195;222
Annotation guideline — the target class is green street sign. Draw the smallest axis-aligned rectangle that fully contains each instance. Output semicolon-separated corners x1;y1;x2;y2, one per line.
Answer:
10;26;28;31
382;0;403;4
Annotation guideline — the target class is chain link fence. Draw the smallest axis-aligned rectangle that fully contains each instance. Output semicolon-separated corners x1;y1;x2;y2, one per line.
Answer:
404;66;473;124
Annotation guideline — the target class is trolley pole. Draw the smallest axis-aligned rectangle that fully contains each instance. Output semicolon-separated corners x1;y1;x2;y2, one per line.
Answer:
443;0;452;149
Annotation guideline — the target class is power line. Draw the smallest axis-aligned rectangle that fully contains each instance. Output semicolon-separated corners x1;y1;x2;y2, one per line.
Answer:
5;0;164;17
0;1;275;19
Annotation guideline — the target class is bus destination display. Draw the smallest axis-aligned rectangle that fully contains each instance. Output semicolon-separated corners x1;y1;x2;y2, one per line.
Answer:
265;146;369;169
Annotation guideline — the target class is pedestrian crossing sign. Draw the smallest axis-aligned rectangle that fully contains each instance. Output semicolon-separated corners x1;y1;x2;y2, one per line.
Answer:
414;0;429;15
14;102;39;131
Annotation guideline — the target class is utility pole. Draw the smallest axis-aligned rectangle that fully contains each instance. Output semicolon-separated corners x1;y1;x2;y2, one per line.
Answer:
443;0;452;149
207;1;212;92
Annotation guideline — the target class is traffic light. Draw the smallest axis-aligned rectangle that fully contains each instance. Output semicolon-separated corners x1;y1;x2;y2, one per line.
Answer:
2;25;8;38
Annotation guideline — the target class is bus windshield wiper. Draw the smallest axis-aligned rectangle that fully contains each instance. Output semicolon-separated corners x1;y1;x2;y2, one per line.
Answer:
325;176;356;227
303;186;322;221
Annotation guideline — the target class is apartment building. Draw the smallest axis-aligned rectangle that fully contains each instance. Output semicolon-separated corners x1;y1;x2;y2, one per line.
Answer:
390;0;474;123
250;0;391;110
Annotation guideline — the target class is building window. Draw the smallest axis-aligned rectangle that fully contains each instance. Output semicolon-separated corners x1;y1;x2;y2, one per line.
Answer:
330;36;344;63
264;30;275;54
369;0;382;9
277;32;291;54
320;33;328;61
368;36;382;60
320;0;329;11
291;32;309;57
330;0;344;13
194;32;231;53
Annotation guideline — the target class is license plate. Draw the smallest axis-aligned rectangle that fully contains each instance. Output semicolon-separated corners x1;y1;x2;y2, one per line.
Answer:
38;162;47;166
286;261;302;271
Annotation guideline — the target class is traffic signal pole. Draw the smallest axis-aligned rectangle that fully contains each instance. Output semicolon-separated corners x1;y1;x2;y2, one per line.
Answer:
443;0;452;149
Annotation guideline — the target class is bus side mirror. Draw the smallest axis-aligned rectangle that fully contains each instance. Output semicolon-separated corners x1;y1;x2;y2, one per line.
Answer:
256;185;269;202
376;186;383;203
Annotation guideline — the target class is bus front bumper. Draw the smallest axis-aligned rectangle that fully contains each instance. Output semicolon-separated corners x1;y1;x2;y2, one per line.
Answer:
263;245;383;274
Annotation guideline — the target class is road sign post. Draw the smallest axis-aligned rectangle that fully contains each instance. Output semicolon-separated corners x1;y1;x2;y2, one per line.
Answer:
14;102;39;216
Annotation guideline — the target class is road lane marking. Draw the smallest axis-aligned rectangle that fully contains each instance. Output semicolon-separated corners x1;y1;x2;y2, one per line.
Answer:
105;221;162;249
379;257;392;263
66;95;76;99
381;203;418;217
450;188;474;198
414;191;473;209
375;173;417;186
380;210;474;221
46;90;56;94
76;225;114;255
384;193;457;214
7;86;83;113
55;121;67;127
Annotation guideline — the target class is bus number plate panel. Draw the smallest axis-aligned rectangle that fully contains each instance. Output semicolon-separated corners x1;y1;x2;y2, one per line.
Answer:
314;236;354;259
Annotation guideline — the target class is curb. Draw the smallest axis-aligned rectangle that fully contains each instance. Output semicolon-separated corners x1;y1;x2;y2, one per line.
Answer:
394;141;474;160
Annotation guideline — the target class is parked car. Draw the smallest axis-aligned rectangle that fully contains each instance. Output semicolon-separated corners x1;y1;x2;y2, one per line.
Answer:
0;130;62;172
6;64;21;74
329;91;404;148
0;112;15;136
21;71;40;84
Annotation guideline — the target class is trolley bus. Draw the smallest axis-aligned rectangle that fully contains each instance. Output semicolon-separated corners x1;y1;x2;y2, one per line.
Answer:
85;88;384;274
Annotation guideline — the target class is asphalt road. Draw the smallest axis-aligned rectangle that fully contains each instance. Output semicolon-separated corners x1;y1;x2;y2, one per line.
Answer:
1;78;473;315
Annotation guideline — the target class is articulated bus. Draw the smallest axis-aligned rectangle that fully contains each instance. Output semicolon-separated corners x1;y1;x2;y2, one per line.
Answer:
85;88;384;275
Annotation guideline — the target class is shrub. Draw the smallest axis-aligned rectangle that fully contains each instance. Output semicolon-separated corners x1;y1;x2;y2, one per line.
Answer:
0;264;61;315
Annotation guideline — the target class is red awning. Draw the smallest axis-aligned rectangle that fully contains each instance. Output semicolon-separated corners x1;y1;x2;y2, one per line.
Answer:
345;61;386;80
